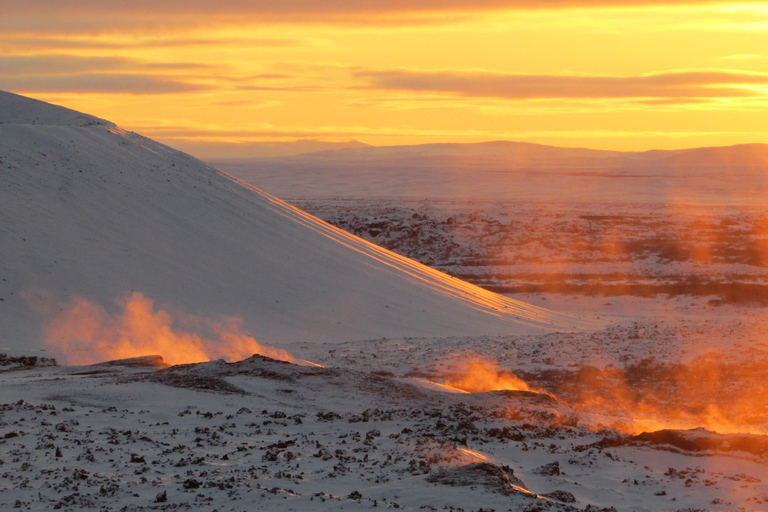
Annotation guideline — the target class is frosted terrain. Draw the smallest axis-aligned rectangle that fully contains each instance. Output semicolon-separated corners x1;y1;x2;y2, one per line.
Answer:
210;122;768;511
3;91;768;511
4;352;768;512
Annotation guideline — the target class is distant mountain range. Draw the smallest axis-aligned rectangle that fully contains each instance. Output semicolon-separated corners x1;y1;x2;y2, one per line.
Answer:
170;138;372;159
212;140;768;171
210;141;768;203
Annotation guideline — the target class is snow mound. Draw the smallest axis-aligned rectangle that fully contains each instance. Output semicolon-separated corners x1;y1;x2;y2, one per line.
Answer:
142;354;469;404
0;92;595;358
0;90;108;127
132;354;578;428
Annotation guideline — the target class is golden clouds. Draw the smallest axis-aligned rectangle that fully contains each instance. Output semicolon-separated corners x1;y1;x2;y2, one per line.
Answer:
1;1;767;154
356;68;768;103
4;1;768;28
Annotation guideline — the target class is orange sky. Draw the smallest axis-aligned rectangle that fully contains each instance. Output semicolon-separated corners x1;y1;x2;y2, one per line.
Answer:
2;1;768;158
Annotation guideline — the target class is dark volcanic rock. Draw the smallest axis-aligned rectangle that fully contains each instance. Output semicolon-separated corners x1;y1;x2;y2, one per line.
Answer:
633;428;768;456
427;462;529;496
543;490;576;503
535;461;561;476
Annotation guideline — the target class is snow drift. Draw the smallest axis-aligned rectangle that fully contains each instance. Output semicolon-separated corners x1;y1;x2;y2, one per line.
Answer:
0;91;592;359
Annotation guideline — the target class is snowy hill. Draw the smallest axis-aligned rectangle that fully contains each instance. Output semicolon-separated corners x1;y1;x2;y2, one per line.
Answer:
0;91;590;360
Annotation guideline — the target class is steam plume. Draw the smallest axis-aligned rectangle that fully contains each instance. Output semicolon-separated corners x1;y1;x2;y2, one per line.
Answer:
441;354;532;393
33;291;294;365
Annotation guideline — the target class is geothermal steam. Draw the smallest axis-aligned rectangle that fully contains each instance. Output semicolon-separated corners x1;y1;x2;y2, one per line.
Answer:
437;352;768;435
441;355;532;393
36;291;294;365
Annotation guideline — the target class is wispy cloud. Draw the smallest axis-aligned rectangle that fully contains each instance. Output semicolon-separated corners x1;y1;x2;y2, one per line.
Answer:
355;68;768;101
0;54;345;96
0;35;303;52
0;74;213;95
5;0;767;17
3;0;767;31
716;54;767;60
2;1;765;153
0;54;225;75
0;54;228;95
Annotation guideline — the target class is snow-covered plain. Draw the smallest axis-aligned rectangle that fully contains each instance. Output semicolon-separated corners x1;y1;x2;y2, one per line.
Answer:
209;122;768;510
210;141;768;205
4;354;768;512
4;91;768;511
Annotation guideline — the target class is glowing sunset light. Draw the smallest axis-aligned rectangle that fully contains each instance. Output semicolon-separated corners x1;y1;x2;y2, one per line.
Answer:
2;1;767;157
457;447;492;462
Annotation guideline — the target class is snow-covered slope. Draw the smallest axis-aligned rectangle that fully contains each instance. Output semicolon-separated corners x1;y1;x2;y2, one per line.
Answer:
0;91;591;358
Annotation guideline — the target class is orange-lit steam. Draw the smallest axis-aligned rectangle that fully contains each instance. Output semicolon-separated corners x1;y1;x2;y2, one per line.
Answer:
540;356;768;435
38;291;294;366
435;352;768;435
440;355;532;393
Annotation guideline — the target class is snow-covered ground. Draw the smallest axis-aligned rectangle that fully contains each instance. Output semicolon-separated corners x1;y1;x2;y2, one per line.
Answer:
5;90;768;511
289;199;768;304
4;354;768;512
208;124;768;511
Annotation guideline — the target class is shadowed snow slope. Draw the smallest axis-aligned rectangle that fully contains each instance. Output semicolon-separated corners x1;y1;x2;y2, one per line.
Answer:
0;91;592;355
